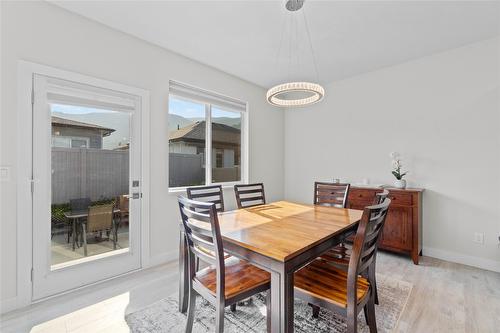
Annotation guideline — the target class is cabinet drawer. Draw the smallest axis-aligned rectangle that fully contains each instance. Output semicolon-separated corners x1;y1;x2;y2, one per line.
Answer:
387;191;412;206
348;190;376;205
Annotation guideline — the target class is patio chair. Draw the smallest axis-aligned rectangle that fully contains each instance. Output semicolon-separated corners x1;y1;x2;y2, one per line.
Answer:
82;203;116;256
69;197;91;245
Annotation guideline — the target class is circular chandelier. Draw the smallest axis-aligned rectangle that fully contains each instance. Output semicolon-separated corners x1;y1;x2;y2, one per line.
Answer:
266;82;324;107
266;0;325;108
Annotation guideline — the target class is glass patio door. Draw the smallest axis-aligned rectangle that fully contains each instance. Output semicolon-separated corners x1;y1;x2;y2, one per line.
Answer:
32;74;142;300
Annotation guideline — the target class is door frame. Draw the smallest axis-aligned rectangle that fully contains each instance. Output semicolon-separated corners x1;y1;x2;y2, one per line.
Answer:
16;61;151;307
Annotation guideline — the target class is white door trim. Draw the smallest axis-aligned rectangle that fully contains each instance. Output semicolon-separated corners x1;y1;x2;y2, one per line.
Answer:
16;60;150;309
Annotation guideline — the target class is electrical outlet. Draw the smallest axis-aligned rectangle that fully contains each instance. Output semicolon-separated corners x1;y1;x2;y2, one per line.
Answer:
473;232;484;244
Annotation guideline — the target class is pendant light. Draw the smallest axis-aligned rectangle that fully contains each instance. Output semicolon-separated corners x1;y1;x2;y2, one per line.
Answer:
266;0;324;107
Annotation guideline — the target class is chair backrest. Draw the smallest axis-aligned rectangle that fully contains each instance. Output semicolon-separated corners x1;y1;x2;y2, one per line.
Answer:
70;197;91;212
347;198;391;304
234;183;266;209
372;189;390;205
178;196;225;299
87;204;114;233
118;195;129;212
186;185;225;212
313;182;350;208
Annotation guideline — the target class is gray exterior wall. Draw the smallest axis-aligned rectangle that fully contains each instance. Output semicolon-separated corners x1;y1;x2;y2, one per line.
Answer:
52;125;104;149
52;147;129;204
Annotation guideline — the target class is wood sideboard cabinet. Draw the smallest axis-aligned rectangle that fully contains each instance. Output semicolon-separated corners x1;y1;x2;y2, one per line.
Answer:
348;186;424;264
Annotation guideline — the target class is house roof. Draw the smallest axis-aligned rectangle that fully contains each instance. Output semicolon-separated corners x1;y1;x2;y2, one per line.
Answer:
169;121;240;145
52;116;115;136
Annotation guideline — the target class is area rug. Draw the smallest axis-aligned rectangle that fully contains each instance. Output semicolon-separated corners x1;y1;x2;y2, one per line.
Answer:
126;274;412;333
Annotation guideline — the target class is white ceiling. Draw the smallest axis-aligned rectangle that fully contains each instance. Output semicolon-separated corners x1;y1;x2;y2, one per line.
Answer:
51;1;500;88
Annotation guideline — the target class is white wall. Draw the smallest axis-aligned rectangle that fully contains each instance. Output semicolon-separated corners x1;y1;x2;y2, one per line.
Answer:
0;1;284;311
285;38;500;272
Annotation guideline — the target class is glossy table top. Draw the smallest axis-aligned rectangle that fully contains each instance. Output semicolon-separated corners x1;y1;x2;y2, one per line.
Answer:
216;201;363;262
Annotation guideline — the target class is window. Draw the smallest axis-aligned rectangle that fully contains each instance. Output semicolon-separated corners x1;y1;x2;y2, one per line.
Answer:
168;81;246;188
52;136;90;149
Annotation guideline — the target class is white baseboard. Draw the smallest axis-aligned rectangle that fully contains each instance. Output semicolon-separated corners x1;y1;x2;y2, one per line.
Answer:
145;250;178;268
423;247;500;273
0;296;19;315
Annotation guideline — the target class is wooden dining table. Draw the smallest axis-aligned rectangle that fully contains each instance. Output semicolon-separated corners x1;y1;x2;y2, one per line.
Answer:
178;200;363;333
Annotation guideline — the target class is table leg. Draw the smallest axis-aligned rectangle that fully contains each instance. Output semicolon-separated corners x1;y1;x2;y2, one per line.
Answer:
72;219;76;251
178;228;189;313
270;268;294;333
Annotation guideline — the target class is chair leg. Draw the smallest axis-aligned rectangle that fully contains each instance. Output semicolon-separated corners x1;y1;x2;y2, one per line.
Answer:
185;289;196;333
266;291;271;333
113;229;117;250
309;303;320;318
215;304;224;333
230;304;236;312
369;261;379;305
346;310;357;333
82;223;88;257
365;292;378;333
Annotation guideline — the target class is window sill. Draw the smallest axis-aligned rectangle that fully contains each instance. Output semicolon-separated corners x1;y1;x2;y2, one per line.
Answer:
168;182;244;194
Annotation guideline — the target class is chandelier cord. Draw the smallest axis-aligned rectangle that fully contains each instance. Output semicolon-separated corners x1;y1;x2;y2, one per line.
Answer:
302;5;320;83
274;13;287;79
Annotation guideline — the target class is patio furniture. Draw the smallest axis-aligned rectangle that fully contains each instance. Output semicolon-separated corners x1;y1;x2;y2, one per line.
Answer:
69;197;91;247
82;203;116;256
117;195;129;225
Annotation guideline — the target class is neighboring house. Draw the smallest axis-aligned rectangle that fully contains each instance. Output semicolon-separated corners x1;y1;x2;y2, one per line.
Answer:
169;121;240;168
51;116;115;149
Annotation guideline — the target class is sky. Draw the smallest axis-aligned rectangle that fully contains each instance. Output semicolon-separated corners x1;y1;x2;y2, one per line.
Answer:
53;99;241;119
169;97;240;119
51;104;118;115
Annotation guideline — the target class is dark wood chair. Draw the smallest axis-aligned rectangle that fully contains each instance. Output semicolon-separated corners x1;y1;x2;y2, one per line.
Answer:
321;189;390;305
234;183;266;209
187;185;232;302
294;198;391;333
186;185;225;212
178;196;271;333
313;182;351;259
313;181;350;208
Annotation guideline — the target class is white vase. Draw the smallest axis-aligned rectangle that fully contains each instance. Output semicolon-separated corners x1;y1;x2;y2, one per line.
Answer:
394;179;407;189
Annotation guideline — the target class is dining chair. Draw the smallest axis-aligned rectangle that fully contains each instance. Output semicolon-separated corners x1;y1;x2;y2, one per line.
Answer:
313;181;351;208
186;185;232;302
234;183;266;209
294;197;391;333
321;189;390;306
313;181;351;259
178;196;271;333
186;185;225;212
82;203;116;256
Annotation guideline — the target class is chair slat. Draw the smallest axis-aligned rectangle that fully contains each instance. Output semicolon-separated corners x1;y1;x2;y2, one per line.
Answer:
186;185;225;212
234;183;266;209
313;182;350;208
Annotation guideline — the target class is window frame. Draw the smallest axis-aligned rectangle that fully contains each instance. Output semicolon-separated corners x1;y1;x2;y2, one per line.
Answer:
168;94;248;191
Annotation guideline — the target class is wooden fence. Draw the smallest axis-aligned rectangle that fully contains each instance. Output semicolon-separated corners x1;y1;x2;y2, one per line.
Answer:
52;148;129;204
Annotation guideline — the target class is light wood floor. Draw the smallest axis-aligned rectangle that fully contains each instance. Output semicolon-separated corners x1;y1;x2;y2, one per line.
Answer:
1;252;499;333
